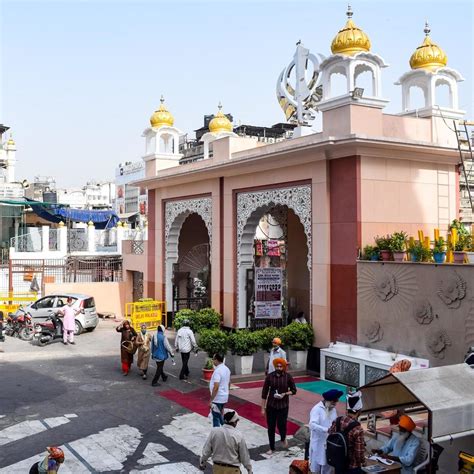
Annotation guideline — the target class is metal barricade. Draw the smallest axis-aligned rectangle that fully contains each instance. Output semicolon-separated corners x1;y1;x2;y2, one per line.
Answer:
124;299;165;331
0;292;38;314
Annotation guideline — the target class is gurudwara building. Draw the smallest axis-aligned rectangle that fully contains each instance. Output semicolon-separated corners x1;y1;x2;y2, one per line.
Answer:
132;8;466;354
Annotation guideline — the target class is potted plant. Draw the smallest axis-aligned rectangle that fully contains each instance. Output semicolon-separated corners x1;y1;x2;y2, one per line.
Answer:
173;308;198;331
363;245;380;261
466;239;474;264
408;241;431;262
256;326;282;369
452;234;471;264
281;322;314;370
198;328;229;380
389;231;408;262
202;358;215;381
431;237;447;264
195;308;222;332
229;330;260;375
375;235;392;261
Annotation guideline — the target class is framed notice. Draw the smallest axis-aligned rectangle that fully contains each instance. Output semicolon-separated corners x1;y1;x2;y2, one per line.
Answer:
255;267;282;319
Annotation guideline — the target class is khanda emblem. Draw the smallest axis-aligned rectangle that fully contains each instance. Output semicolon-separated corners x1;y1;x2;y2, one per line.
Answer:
276;41;324;126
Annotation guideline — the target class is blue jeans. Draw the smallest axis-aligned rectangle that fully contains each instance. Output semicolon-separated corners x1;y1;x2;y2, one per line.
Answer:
211;402;225;427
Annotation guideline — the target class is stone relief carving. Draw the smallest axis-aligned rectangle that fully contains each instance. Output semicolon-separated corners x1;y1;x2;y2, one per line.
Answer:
426;330;451;359
236;185;312;270
465;299;474;349
413;299;434;325
164;197;212;249
437;272;466;309
375;273;399;301
364;321;384;343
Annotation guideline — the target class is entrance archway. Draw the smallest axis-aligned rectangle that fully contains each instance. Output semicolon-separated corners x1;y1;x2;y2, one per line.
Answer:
164;197;212;310
236;185;312;328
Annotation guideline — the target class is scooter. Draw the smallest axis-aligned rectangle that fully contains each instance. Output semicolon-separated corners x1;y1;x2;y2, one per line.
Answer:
34;313;64;347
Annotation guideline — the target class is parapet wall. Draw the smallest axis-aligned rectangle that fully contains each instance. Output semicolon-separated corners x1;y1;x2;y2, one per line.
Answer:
357;261;474;366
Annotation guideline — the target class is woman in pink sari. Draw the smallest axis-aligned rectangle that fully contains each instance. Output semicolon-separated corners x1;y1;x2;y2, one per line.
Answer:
57;297;80;345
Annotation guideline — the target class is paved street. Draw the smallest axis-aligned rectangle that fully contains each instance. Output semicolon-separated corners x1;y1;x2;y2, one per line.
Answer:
0;320;305;473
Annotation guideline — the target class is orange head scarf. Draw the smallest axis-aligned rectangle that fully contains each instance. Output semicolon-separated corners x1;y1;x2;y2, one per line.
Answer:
399;415;416;432
272;357;288;370
389;359;411;373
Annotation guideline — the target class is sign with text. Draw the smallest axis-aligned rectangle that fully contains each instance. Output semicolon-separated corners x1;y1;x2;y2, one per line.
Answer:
255;267;282;319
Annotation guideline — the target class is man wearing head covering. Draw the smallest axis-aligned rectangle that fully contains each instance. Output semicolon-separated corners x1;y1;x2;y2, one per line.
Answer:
261;357;297;455
267;337;287;374
29;446;65;473
309;389;344;473
372;415;421;474
150;325;174;387
328;391;366;473
199;409;253;473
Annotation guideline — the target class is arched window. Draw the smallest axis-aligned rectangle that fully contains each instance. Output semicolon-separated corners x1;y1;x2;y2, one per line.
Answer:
328;65;347;98
408;85;426;111
354;64;375;96
435;80;452;108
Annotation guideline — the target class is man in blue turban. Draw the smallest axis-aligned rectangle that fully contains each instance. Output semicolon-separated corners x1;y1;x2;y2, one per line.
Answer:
309;388;344;473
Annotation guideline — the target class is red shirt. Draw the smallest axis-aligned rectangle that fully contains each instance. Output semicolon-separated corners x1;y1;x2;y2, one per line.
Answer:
328;415;366;469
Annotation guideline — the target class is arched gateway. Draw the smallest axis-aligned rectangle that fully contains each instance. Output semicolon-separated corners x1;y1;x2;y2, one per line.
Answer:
236;184;312;328
164;197;212;309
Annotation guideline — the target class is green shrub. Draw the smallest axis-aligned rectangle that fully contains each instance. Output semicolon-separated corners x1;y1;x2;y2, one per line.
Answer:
196;308;221;332
281;322;314;351
256;326;283;352
229;330;260;356
432;237;446;254
363;245;379;260
174;307;221;333
408;241;431;262
198;329;229;358
203;358;214;370
173;309;198;331
375;235;391;251
389;231;408;252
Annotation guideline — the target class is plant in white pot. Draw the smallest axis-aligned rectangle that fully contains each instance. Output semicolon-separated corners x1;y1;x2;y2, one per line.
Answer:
229;330;260;375
389;231;408;262
282;322;314;370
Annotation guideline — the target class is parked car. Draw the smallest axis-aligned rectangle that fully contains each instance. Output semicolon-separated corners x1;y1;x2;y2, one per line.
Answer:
19;293;99;335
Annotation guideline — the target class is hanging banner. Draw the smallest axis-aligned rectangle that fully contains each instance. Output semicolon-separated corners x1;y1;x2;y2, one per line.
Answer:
255;267;282;319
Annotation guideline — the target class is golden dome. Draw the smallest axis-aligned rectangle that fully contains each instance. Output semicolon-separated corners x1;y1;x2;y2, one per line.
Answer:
150;96;174;128
208;103;233;134
409;23;447;71
331;5;371;56
7;134;15;146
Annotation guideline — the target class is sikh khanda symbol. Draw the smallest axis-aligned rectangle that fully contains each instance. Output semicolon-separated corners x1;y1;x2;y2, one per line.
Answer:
276;41;324;126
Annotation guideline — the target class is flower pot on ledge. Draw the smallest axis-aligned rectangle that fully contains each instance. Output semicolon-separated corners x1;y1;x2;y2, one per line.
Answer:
453;251;466;264
380;250;392;261
288;349;308;370
466;252;474;264
433;252;446;264
234;355;254;375
392;251;406;262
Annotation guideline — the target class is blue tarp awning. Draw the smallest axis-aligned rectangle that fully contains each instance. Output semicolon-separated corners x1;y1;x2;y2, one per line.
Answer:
24;198;119;229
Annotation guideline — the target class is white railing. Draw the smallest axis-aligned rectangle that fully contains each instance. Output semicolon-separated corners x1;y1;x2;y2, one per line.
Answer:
11;229;43;252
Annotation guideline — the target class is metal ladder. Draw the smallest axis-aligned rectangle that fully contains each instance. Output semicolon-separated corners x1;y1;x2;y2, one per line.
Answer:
454;120;474;218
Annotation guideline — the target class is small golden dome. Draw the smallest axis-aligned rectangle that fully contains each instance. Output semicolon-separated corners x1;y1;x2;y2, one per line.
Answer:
7;134;15;146
331;5;371;56
150;96;174;128
208;103;233;134
409;22;447;71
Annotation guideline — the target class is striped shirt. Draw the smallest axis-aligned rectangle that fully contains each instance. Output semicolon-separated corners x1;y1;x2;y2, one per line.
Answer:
261;372;297;410
175;326;197;353
328;415;366;469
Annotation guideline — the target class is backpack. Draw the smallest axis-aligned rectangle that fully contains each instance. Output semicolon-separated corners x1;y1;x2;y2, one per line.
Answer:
326;416;360;471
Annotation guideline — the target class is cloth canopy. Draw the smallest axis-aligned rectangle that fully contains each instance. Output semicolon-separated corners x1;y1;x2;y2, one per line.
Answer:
0;198;119;229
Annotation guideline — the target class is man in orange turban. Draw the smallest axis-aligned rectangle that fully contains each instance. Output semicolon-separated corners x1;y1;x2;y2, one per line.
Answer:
372;415;421;473
261;356;297;455
267;337;287;374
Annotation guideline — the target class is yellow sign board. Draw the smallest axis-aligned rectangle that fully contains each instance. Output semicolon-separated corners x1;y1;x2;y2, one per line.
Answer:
125;299;165;331
0;292;38;315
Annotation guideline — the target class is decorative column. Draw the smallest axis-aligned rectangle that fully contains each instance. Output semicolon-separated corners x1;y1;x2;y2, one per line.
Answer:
41;225;50;253
58;222;67;255
116;222;124;254
87;221;95;253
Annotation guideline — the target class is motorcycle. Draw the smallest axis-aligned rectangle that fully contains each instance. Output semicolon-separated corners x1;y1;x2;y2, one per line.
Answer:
4;308;34;341
34;313;64;347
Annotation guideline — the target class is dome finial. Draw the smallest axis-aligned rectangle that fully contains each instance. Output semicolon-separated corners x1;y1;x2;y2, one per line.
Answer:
346;4;353;19
209;103;233;134
424;21;430;36
149;95;174;128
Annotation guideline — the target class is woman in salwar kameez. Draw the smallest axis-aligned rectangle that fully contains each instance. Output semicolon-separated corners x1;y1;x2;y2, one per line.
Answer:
116;320;137;375
135;323;152;380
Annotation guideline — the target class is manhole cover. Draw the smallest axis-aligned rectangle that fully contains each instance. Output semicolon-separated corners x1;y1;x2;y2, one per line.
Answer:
78;384;105;392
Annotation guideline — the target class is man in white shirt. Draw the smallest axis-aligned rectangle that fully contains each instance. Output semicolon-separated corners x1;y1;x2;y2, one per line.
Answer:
175;319;197;380
209;353;231;427
267;338;287;374
200;410;252;474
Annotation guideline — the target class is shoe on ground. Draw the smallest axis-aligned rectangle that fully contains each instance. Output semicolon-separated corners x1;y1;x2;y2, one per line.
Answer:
265;450;274;456
63;342;68;345
142;374;147;380
151;382;160;387
69;342;75;345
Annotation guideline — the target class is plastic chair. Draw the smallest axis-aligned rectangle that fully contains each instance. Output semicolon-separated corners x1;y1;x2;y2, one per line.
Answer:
413;438;430;473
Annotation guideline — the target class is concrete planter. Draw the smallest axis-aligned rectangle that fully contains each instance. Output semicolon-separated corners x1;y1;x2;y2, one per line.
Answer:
392;251;406;262
263;352;270;372
288;349;308;370
453;251;466;264
234;355;254;375
466;252;474;264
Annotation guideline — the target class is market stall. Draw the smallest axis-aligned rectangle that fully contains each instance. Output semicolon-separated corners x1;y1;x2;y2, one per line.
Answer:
359;363;474;473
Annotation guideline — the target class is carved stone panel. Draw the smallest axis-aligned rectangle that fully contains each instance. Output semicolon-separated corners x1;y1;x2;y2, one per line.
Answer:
413;299;434;325
365;365;389;384
325;356;359;387
437;272;466;309
426;329;452;359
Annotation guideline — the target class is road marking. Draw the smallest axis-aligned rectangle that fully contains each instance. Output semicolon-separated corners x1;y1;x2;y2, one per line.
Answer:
0;420;46;446
138;443;169;465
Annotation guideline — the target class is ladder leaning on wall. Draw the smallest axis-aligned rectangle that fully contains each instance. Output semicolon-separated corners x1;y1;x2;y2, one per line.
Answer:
454;120;474;221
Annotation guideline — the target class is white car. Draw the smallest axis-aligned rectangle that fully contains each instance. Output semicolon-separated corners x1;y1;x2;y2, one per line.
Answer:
22;293;99;335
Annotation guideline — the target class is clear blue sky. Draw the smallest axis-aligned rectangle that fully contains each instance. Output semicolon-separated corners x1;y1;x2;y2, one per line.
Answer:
1;0;473;187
